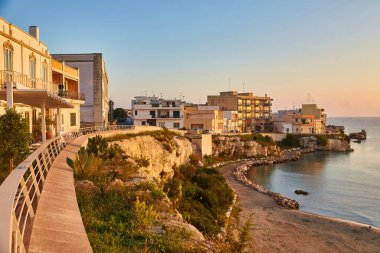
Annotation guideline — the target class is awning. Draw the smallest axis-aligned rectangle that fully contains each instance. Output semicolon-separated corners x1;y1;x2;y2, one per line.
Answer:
0;89;74;108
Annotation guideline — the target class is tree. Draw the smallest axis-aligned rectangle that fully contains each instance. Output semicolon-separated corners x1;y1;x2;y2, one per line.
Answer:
114;108;127;120
0;109;32;172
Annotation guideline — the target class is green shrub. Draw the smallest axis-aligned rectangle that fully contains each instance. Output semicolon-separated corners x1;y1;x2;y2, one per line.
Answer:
315;135;328;146
167;167;234;236
279;134;300;148
132;197;159;230
87;135;108;156
66;147;94;179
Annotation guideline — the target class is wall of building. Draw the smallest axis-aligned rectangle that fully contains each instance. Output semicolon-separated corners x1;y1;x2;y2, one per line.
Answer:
52;54;108;127
0;18;83;139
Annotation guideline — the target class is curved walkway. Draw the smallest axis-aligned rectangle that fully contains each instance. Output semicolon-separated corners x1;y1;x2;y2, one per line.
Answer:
27;134;93;253
220;163;380;253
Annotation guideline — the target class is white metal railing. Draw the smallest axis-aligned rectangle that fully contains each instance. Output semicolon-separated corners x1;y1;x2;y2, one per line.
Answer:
0;70;85;101
0;125;133;253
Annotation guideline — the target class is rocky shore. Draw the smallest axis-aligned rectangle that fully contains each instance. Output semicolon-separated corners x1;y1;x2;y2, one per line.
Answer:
232;148;310;210
223;146;349;210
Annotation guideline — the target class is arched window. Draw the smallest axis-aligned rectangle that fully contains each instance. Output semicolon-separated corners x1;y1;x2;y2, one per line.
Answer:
29;54;36;88
42;60;48;84
3;41;13;82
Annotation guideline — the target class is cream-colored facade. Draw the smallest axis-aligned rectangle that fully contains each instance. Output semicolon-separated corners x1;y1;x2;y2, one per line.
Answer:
184;105;224;133
207;91;273;133
301;104;326;134
0;17;84;141
274;104;327;134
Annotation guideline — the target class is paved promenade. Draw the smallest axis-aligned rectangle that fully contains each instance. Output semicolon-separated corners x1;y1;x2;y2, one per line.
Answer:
27;135;92;253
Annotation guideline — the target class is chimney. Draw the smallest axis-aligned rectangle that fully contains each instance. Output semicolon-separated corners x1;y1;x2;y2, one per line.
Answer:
29;26;40;40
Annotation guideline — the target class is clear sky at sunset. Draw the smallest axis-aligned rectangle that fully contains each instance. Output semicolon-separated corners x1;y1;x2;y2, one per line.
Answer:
1;0;379;116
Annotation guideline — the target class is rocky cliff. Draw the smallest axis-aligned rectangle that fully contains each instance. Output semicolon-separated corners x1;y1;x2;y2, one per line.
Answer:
212;136;280;158
111;135;193;181
299;136;353;152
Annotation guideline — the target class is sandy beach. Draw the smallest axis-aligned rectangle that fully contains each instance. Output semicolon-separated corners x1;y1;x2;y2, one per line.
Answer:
220;163;380;253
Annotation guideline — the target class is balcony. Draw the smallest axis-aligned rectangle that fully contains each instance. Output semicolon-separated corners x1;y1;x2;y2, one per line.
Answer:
57;89;85;101
0;70;75;110
0;70;53;91
0;71;84;101
157;115;183;119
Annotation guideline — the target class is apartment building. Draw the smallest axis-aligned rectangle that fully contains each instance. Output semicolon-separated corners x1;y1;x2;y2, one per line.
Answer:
301;104;326;134
274;104;326;134
184;105;224;133
52;53;109;127
0;18;84;141
132;96;184;129
207;91;273;133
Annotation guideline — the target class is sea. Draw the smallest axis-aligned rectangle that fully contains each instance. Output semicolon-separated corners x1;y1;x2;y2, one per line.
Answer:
246;117;380;227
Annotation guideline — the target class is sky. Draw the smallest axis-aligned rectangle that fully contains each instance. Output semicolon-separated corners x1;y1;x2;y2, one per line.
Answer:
1;0;379;116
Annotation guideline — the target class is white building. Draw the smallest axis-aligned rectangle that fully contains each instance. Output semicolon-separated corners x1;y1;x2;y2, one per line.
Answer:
132;96;184;129
223;111;238;133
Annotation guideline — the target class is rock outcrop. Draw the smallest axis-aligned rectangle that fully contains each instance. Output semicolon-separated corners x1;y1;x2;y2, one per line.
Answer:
212;136;280;158
299;136;353;152
111;135;193;181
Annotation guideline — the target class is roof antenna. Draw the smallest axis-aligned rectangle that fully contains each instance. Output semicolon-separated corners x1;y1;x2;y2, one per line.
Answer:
228;77;231;90
243;82;246;92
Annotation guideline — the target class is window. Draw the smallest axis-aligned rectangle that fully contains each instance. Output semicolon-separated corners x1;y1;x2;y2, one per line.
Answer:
173;123;180;129
158;122;165;128
173;111;180;118
142;121;146;125
30;57;36;87
5;48;13;71
32;109;37;125
135;110;138;115
42;62;48;83
70;113;76;126
5;47;13;82
25;112;30;128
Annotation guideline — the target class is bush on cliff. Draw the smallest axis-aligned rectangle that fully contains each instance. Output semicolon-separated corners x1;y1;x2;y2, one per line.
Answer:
166;165;234;236
240;133;274;145
315;135;328;146
279;134;300;148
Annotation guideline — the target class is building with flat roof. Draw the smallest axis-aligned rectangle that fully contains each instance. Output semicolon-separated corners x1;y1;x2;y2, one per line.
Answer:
274;104;327;134
0;17;84;142
132;96;184;129
184;105;224;133
52;53;109;127
207;91;273;132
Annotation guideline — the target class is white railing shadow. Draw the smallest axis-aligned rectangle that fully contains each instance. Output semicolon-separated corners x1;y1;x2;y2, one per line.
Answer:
0;125;132;253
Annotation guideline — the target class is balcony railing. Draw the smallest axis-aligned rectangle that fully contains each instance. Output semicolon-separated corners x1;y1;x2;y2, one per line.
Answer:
0;70;53;92
0;125;133;253
0;71;85;101
57;89;86;101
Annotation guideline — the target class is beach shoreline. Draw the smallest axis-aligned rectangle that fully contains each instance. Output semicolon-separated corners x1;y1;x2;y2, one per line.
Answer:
220;162;380;253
